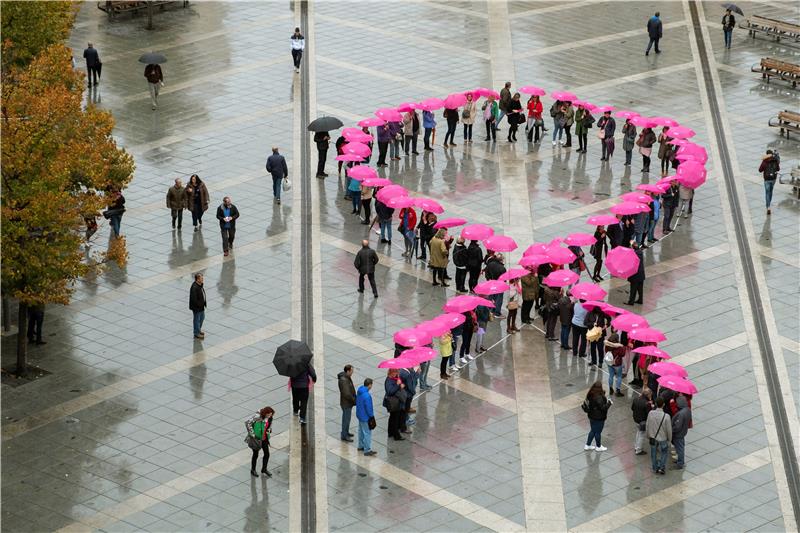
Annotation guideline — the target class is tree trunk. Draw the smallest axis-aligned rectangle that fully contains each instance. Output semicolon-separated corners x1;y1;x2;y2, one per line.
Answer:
146;1;154;30
16;302;28;377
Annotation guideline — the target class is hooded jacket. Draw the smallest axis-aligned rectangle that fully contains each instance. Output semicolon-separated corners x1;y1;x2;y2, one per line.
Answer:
355;385;374;422
671;396;692;439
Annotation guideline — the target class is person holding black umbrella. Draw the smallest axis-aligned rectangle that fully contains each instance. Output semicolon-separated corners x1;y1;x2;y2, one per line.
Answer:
291;363;317;424
314;131;330;178
144;62;164;110
722;9;736;49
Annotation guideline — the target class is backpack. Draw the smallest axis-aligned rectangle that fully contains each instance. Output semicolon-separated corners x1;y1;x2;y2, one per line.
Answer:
765;158;779;179
549;103;559;118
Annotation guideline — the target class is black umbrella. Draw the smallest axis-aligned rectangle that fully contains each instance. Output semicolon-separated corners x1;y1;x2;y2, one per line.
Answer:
139;52;167;64
721;3;743;15
273;340;313;378
307;116;343;132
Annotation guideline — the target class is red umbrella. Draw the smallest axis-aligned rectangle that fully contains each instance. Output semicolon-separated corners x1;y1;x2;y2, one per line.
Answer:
519;85;546;96
543;269;579;287
629;327;667;343
605;246;640;278
362;177;392;187
633;345;671;359
620;192;653;204
400;347;437;365
498;268;529;282
414;197;444;214
565;232;597;246
666;126;695;139
474;280;510;295
570;282;607;301
434;217;467;229
375;108;403;122
461;224;494;241
586;214;619;226
342;127;373;143
483;235;518;252
544;247;577;265
358;117;385;127
648;361;686;377
610;202;650;215
378;357;414;369
657;375;698;394
347;165;378;181
442;295;493;313
393;327;433;347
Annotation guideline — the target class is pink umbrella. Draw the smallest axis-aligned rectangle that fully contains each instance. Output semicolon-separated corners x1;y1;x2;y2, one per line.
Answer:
519;254;547;268
358;117;385;127
417;319;451;337
342;142;372;158
630;115;657;128
396;102;416;112
414;197;445;214
599;303;626;316
650;116;680;127
519;85;546;96
474;280;510;295
656;176;677;189
362;177;392;187
498;268;529;282
475;88;501;99
544;247;577;265
375;185;407;203
483;235;518;252
435;312;466;329
378;357;415;369
551;90;577;101
335;154;364;162
620;192;653;204
605;246;640;278
657;375;698;394
342;127;373;143
629;327;667;343
473;87;492;97
570;282;607;301
347;165;378;181
648;361;686;377
594;105;616;114
543;269;579;287
393;327;432;347
636;184;664;194
420;97;445;110
610;312;649;332
401;347;438;365
461;224;494;241
633;345;671;359
586;214;619;226
666;126;695;139
581;300;606;310
610;202;650;215
565;233;596;246
524;242;550;255
615;110;640;119
386;195;416;209
443;295;494;313
444;93;467;109
675;152;708;165
677;173;706;190
676;161;707;189
434;217;467;229
375;108;403;122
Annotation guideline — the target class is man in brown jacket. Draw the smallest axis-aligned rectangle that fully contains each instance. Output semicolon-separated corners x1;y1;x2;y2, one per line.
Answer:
166;178;187;229
338;365;356;442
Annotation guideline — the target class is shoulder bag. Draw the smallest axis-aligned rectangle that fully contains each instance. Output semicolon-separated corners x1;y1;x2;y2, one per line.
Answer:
283;177;292;192
649;413;666;445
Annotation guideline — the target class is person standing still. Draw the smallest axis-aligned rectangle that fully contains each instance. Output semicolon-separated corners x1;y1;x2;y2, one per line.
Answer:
338;365;356;442
166;178;186;229
356;379;377;456
759;149;780;215
354;240;379;297
646;397;672;474
631;388;653;455
314;131;330;178
722;9;736;49
144;63;164;110
291;364;317;424
625;243;646;305
26;304;46;345
215;196;239;257
189;273;207;339
645;12;662;56
290;27;305;73
246;407;274;477
266;147;289;204
83;42;101;87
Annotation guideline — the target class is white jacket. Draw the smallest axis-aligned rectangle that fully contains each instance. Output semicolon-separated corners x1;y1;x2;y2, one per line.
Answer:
291;35;305;51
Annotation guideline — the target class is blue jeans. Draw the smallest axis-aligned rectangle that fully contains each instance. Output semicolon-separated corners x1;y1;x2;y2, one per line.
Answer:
350;190;361;212
379;220;392;241
109;214;122;236
341;407;352;439
607;364;622;391
560;324;571;348
418;360;430;389
192;310;204;336
390;139;400;158
358;419;372;453
673;436;685;467
764;179;776;208
492;293;504;316
651;439;669;471
647;218;659;241
646;37;660;54
272;176;282;199
723;28;732;47
552;122;564;141
586;419;604;446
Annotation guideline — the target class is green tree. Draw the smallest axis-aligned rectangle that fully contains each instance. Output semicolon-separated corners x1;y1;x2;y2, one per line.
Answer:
1;1;78;72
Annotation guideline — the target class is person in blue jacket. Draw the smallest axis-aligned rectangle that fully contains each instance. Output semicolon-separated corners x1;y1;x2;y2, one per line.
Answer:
356;379;377;456
422;110;436;151
646;12;662;56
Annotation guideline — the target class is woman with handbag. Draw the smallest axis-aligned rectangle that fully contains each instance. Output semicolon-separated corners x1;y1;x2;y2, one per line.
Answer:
462;93;477;143
582;381;612;451
574;105;594;153
526;95;543;143
657;127;672;176
383;369;407;441
506;93;523;143
585;305;607;367
597;111;615;161
621;118;637;166
245;406;274;477
638;126;657;173
590;226;608;282
506;280;521;333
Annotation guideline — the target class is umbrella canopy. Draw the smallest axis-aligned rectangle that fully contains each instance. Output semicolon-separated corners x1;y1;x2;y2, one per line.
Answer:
519;254;547;268
444;92;468;109
362;177;392;187
722;2;743;15
570;282;607;301
335;154;364;162
594;105;616;114
647;362;687;377
483;235;518;252
544;247;577;265
342;142;371;158
551;90;577;101
620;192;653;204
630;115;657;128
417;318;451;337
393;327;432;347
139;52;167;64
358;117;385;127
633;345;671;359
636;184;664;194
386;195;416;209
435;312;466;329
666;126;695;139
434;217;467;229
347;165;377;181
615;110;640;119
273;340;313;377
610;201;650;215
650;116;680;127
657;375;698;394
341;127;372;143
414;197;444;214
401;347;438;365
629;327;667;343
396;102;416;112
474;280;510;295
519;85;546;96
610;312;649;332
565;232;597;246
543;269;580;287
307;116;343;132
462;223;494;241
599;303;626;316
420;97;445;110
443;295;494;313
378;357;415;369
375;108;403;122
586;214;619;226
606;246;640;278
498;268;529;282
375;185;408;203
581;300;606;310
524;242;549;256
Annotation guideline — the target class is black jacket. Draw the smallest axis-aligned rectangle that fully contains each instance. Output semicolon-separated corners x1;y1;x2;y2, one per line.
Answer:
83;47;100;67
631;396;653;423
466;242;484;270
374;199;394;221
452;244;468;268
266;153;288;179
662;186;679;208
606;222;624;248
189;281;206;311
291;365;317;388
647;16;663;39
722;13;736;30
484;257;506;280
314;132;329;150
628;248;646;282
216;204;240;229
354;247;378;274
584;394;611;421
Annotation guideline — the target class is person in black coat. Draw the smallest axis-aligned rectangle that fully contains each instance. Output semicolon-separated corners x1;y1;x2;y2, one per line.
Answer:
646;12;663;56
215;197;240;256
591;226;608;281
82;43;101;87
722;9;736;49
661;182;679;233
266;147;289;203
354;240;379;297
465;240;484;292
625;244;646;305
314;131;330;178
189;273;207;339
583;381;612;451
606;217;624;249
291;364;317;424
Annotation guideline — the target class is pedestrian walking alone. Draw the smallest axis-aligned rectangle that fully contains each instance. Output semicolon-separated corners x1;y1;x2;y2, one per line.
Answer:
582;381;612;451
189;273;207;339
291;363;317;425
144;63;164;110
338;365;356;442
185;174;210;230
356;378;377;456
354;240;379;297
215;196;239;257
290;27;305;73
646;397;672;474
104;190;126;237
645;12;662;56
166;178;187;229
759;149;780;215
26;304;46;345
722;9;736;49
83;42;101;87
314;131;330;178
266;147;289;204
246;407;274;477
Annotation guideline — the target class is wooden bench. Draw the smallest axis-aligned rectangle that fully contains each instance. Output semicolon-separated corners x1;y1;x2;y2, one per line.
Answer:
97;1;188;18
769;110;800;138
740;15;800;43
779;165;800;199
752;58;799;88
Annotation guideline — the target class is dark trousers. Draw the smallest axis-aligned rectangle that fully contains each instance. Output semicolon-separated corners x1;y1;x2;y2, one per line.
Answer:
292;49;303;68
592;257;603;280
545;312;558;338
191;208;204;226
272;176;283;199
221;227;235;252
572;325;587;356
377;141;388;165
590;340;604;365
662;206;674;231
643;154;651;170
359;272;377;295
361;198;372;221
87;66;100;85
251;440;269;472
404;135;418;153
460;330;473;357
440;357;449;376
463;123;473;140
646;37;660;54
628;280;644;304
292;387;310;420
171;209;183;228
485;120;496;141
467;268;481;291
444;124;457;145
387;411;402;438
528;123;542;142
423;128;432;149
455;268;467;292
26;309;44;342
578;132;588;151
560;324;571;348
316;147;327;176
625;150;633;165
564;125;572;146
521;299;534;323
661;157;670;174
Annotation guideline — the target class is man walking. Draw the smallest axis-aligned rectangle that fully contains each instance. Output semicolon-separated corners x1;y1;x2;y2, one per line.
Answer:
498;81;512;128
354;239;379;297
166;178;186;229
291;363;317;424
215;196;240;257
189;273;207;339
290;27;305;73
338;365;356;442
625;243;646;305
314;131;330;178
266;147;289;204
356;378;377;456
144;63;164;110
646;397;672;474
645;12;662;56
83;42;101;87
759;149;780;215
722;9;736;49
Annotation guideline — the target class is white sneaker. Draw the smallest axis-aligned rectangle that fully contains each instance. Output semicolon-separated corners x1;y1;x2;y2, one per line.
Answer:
596;446;608;452
559;139;565;145
459;357;468;365
466;354;475;361
584;444;595;451
552;140;557;146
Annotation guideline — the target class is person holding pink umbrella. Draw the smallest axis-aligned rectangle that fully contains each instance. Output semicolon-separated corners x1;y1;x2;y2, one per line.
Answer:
657;127;673;176
466;239;484;292
462;93;477;143
622;118;637;166
375;121;392;167
402;110;420;155
597;110;616;161
661;181;679;233
625;243;646;305
482;95;500;142
484;253;507;317
590;226;608;281
430;228;450;286
574;104;594;153
550;100;566;146
520;269;539;325
442;106;459;147
506;92;524;143
526;94;544;143
506;279;522;333
382;368;407;441
637;126;657;173
678;181;694;218
422;108;436;151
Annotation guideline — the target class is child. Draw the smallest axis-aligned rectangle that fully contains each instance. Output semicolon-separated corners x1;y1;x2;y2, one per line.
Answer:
439;331;453;380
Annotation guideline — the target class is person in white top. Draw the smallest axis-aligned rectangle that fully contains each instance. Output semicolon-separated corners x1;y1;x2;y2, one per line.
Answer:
290;27;305;73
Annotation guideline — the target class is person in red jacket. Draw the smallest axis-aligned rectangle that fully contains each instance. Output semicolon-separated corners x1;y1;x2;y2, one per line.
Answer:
758;150;780;215
526;95;543;143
